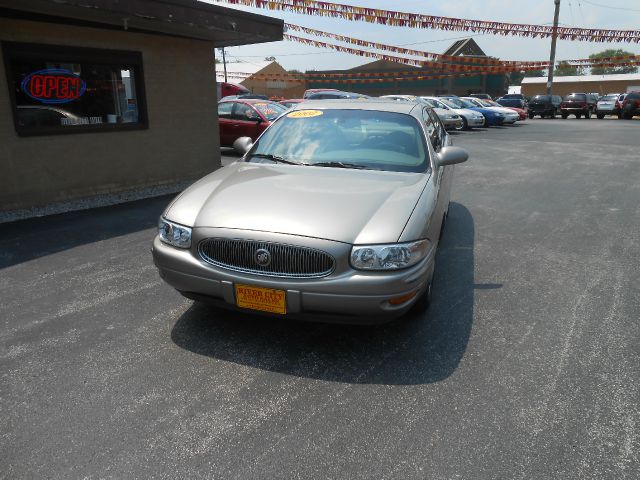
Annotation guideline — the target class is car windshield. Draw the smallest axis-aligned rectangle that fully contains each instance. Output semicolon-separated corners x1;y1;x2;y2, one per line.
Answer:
439;99;460;109
252;102;287;120
449;98;477;109
247;109;429;173
422;98;447;109
477;99;495;107
531;95;551;102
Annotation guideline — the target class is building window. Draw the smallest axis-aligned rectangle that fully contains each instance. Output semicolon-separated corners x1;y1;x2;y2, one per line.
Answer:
2;42;148;136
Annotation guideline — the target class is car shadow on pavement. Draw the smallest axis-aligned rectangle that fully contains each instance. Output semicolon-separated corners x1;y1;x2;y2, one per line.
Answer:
0;195;173;269
171;202;477;385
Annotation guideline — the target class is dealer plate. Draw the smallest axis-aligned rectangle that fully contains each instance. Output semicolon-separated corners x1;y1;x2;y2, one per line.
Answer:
235;284;287;315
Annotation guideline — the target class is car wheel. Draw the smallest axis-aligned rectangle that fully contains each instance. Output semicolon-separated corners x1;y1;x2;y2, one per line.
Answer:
597;114;605;119
576;114;581;119
528;113;534;119
585;111;591;119
617;112;623;119
623;113;633;120
457;117;467;131
561;114;568;119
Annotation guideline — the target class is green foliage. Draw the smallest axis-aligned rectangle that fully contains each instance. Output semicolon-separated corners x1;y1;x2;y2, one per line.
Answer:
508;69;545;85
264;56;276;62
554;61;585;77
589;49;638;75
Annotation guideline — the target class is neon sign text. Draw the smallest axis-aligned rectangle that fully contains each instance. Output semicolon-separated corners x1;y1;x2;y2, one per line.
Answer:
21;69;86;104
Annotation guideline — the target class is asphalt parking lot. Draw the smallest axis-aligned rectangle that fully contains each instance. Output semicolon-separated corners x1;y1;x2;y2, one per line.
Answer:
2;118;639;479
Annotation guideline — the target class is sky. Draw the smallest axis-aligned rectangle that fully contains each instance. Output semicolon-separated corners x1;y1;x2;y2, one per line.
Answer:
201;0;640;72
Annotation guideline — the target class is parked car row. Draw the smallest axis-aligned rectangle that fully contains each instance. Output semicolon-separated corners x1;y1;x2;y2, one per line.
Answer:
498;91;640;120
217;91;533;146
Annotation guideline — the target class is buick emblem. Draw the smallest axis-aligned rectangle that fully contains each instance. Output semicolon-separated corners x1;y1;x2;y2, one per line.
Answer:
254;248;271;267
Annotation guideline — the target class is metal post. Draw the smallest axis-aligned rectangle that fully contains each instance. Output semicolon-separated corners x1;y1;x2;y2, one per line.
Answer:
547;0;561;94
222;47;228;83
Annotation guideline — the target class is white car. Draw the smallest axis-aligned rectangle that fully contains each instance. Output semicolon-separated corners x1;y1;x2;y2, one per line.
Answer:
462;97;519;124
381;95;463;130
596;93;620;119
422;96;485;130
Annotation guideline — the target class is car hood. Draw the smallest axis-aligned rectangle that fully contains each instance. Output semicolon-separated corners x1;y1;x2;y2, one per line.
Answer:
165;162;429;244
488;106;518;116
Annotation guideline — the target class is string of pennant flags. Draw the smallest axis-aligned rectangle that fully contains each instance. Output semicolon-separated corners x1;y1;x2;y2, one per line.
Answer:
219;0;640;43
285;24;640;67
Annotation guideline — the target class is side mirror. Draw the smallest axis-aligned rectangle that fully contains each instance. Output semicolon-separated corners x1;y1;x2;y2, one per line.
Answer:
233;136;253;155
436;146;468;167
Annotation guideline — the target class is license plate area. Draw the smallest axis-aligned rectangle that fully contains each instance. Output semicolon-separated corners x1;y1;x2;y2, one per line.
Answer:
235;284;287;315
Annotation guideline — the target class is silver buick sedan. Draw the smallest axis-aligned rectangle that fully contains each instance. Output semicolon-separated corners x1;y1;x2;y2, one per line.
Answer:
152;100;468;324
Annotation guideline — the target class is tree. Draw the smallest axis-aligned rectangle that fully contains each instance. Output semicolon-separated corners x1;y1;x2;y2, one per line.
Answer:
554;61;585;77
589;49;638;75
508;69;545;86
264;56;276;62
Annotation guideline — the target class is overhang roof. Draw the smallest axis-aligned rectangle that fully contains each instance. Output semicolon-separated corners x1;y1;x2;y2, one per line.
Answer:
0;0;283;47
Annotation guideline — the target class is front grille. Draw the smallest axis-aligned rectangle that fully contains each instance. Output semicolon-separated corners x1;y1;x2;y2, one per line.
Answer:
198;238;335;278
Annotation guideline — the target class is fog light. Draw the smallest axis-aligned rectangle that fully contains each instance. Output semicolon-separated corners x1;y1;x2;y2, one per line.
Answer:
388;290;419;305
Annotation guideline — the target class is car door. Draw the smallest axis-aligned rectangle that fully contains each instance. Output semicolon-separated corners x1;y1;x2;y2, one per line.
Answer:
422;107;448;243
230;102;262;141
217;101;235;146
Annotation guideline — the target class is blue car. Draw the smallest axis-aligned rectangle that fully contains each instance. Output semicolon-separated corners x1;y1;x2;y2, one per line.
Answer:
440;96;505;126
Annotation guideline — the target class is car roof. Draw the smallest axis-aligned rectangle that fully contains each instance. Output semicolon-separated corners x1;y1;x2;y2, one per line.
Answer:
288;99;423;114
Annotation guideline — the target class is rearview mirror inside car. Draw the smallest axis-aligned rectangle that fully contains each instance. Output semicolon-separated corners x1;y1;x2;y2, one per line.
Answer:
436;146;469;167
233;136;253;155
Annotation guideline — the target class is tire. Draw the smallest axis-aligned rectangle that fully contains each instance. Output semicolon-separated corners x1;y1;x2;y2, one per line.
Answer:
561;113;568;119
617;112;623;119
623;113;633;120
585;111;591;119
528;113;534;119
597;114;605;119
411;269;434;314
459;117;468;131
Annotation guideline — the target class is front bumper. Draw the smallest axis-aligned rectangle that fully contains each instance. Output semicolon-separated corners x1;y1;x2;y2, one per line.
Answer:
443;117;464;130
463;115;485;127
152;233;435;324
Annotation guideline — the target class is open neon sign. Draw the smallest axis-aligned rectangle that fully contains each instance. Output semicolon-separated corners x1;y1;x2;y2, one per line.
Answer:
20;68;86;104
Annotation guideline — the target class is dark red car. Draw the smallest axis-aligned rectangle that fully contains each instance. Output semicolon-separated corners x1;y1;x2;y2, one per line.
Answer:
621;91;640;119
218;99;287;147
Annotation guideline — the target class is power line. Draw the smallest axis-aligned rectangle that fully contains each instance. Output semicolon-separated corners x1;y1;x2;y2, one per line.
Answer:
580;0;640;12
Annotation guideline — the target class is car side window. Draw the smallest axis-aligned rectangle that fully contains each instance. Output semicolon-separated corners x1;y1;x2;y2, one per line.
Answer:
218;102;233;119
232;103;260;121
422;108;443;152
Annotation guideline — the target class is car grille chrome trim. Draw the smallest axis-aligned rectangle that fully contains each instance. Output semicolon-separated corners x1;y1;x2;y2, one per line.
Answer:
198;238;335;278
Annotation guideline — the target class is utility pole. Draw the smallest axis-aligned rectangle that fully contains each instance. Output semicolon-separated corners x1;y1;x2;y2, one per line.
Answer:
547;0;561;94
222;47;228;83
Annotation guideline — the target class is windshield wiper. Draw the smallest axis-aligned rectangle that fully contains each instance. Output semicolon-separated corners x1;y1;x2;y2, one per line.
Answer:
249;153;305;166
312;161;371;170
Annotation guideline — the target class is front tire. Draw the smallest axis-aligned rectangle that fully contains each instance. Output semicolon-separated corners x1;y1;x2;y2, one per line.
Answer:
576;113;582;119
562;113;568;119
597;113;605;119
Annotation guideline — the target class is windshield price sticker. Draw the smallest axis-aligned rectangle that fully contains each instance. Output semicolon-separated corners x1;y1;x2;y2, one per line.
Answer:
287;110;323;118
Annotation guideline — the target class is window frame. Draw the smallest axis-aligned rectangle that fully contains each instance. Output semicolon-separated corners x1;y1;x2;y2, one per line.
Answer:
2;41;149;137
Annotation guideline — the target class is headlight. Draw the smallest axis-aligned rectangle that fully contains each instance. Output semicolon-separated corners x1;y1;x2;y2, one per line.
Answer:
158;217;192;248
350;240;432;271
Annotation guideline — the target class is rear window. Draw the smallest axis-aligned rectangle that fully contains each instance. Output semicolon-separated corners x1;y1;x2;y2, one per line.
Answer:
626;93;640;101
600;95;617;101
531;95;551;102
564;94;587;101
